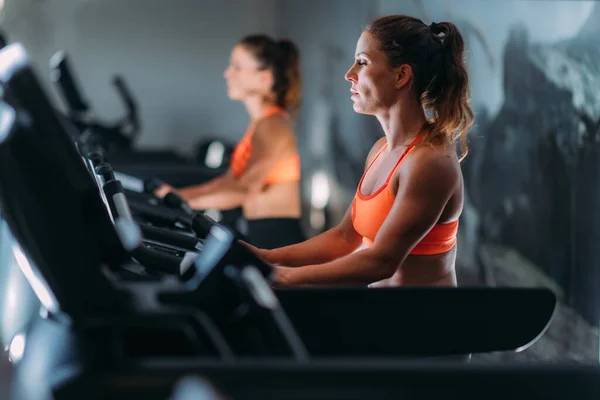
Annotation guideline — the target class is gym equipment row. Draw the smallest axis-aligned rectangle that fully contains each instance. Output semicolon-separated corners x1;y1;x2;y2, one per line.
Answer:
0;42;598;399
50;50;233;188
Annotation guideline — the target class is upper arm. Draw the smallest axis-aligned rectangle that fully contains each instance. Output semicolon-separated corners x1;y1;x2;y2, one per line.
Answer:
370;149;459;265
237;115;295;191
334;201;363;249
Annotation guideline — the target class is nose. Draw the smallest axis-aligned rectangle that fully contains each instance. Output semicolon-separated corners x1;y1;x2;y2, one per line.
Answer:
224;66;231;79
345;64;357;83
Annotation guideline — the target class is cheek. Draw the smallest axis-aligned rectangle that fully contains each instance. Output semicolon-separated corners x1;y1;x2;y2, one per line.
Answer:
358;71;380;97
229;73;249;90
249;74;269;92
363;71;394;100
234;72;257;88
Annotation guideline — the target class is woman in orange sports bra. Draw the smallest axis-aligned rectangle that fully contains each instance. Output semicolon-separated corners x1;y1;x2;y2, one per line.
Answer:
245;15;474;287
155;34;305;249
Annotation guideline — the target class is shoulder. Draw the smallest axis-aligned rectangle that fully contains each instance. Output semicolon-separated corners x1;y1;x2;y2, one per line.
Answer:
251;113;296;155
256;112;293;135
399;143;460;192
254;113;294;141
365;137;387;169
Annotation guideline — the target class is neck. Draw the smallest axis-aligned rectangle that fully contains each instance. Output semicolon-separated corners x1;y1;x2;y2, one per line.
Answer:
244;96;277;122
375;98;428;149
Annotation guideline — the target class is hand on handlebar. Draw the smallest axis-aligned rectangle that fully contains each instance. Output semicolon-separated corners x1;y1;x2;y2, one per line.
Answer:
154;183;177;199
238;240;276;264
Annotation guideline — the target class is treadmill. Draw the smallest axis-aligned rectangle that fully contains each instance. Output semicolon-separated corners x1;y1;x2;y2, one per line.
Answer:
51;50;242;229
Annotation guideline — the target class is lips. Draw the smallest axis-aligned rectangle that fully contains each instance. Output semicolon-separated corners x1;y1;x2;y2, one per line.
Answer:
350;88;359;95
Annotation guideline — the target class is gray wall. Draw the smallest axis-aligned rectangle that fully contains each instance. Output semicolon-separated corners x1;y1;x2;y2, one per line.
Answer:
277;0;378;161
1;0;593;155
2;0;277;153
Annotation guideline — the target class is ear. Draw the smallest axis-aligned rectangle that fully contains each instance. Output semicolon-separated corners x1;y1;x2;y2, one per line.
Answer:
394;64;413;90
259;69;274;89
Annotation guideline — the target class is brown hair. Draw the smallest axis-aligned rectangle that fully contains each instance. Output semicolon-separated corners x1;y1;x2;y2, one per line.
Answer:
365;15;473;160
239;34;302;117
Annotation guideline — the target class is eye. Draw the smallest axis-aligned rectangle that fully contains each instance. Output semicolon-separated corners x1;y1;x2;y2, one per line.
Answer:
357;59;367;66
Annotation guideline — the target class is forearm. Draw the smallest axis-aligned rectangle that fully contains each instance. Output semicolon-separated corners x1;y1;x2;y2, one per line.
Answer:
265;227;361;267
280;249;396;286
186;187;247;210
177;175;227;200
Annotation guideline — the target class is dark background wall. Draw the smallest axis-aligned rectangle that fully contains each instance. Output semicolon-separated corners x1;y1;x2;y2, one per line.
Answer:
0;0;598;362
0;0;277;152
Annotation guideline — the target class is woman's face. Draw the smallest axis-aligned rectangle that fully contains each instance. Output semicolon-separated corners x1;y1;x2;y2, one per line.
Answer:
224;45;273;101
344;32;403;115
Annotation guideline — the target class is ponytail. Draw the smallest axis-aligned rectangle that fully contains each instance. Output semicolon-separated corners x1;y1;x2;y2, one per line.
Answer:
275;39;301;116
423;21;473;160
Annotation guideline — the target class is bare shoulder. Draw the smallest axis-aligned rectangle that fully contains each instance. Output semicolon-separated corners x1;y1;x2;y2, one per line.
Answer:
365;137;388;169
254;113;294;141
253;113;296;155
401;142;461;188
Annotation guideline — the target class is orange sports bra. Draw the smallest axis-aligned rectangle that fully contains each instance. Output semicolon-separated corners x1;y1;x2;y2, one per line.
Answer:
351;134;458;255
230;105;300;185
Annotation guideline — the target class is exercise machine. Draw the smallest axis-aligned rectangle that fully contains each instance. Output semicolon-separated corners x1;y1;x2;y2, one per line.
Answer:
49;50;232;187
0;42;587;400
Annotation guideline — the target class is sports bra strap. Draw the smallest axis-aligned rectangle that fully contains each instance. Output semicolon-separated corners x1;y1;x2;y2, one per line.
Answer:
259;105;288;121
364;134;424;187
365;143;388;171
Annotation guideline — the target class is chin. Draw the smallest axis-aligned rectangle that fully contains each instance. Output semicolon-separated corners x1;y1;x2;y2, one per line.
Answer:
227;90;242;100
352;102;370;115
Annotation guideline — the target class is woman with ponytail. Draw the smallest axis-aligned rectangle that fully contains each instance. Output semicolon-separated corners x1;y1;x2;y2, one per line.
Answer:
247;15;473;287
156;34;304;249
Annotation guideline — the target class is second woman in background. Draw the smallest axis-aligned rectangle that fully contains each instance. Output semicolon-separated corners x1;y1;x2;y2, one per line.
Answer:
156;34;304;249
